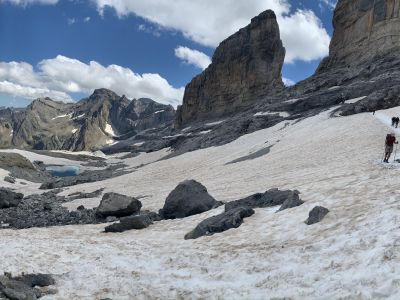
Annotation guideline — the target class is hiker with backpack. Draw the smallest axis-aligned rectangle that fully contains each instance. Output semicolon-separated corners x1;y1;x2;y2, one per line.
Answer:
384;133;398;163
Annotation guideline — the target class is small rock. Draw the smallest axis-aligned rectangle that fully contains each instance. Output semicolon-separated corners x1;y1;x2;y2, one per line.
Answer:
159;180;220;219
96;192;142;218
77;205;85;211
106;216;118;223
104;214;153;232
4;176;16;184
305;206;329;225
277;192;304;212
141;210;162;222
185;206;255;240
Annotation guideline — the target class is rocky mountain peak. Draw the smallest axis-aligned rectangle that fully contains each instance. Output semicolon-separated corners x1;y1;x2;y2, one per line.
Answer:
175;9;285;127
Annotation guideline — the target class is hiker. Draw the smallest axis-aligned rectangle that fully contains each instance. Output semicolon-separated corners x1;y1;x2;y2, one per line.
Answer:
392;117;396;127
384;133;398;163
396;117;400;128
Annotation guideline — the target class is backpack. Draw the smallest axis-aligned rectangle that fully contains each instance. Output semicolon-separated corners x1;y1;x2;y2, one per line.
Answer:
386;134;396;146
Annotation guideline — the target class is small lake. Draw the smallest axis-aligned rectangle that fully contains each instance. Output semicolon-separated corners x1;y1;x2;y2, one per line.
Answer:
46;165;80;177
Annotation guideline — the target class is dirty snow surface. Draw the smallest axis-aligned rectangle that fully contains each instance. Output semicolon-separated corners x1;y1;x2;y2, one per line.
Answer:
3;108;400;299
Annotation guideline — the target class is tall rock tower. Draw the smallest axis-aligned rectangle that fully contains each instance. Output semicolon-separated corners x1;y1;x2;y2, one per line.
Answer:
175;10;285;127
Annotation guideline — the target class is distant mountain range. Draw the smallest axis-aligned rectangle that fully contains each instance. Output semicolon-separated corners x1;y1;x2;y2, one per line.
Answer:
0;88;175;151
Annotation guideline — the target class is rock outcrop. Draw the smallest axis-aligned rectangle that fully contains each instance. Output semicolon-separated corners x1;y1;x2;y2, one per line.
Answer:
0;188;23;209
318;0;400;72
175;10;285;127
0;273;55;299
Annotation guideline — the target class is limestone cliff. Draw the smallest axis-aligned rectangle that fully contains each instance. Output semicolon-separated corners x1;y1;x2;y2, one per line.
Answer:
175;10;285;127
318;0;400;72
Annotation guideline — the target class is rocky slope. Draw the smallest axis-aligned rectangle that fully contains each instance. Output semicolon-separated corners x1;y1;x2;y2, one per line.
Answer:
175;10;285;127
0;89;175;151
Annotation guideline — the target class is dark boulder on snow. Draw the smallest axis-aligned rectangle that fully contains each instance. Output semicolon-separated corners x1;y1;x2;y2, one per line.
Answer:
185;206;255;240
159;180;221;219
305;206;329;225
104;214;153;232
0;273;55;300
96;192;142;218
0;188;23;209
225;188;301;211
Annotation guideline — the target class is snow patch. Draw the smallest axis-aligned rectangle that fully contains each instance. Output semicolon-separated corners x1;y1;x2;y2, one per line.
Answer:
345;96;367;104
71;128;78;134
198;130;212;135
51;113;72;120
154;110;165;114
104;123;116;137
206;120;225;126
254;111;290;117
72;114;85;120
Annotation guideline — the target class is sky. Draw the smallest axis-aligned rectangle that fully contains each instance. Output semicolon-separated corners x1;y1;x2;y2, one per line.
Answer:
0;0;337;108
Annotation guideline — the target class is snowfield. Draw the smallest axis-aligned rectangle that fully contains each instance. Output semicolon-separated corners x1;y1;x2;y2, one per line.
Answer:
2;108;400;299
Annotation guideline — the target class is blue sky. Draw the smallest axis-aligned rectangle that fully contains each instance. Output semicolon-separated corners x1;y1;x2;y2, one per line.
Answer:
0;0;336;107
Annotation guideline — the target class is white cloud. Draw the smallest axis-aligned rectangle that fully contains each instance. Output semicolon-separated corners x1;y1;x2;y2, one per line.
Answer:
318;0;337;10
67;18;76;25
174;46;211;70
0;0;58;6
0;81;72;102
282;77;295;86
92;0;330;63
0;56;184;107
280;10;331;63
84;16;91;22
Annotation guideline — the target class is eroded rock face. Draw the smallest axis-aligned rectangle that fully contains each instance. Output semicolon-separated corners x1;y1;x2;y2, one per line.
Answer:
318;0;400;72
175;10;285;127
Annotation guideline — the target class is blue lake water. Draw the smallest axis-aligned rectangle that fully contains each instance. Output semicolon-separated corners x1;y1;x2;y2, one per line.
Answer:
46;165;80;177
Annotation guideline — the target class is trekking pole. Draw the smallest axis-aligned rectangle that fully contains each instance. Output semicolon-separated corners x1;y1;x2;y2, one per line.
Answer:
394;145;398;163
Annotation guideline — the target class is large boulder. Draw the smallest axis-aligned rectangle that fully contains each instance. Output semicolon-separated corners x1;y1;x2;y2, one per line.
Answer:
104;214;153;233
225;188;301;211
96;192;142;217
175;9;285;127
159;180;220;219
185;206;255;240
305;206;330;225
0;188;23;209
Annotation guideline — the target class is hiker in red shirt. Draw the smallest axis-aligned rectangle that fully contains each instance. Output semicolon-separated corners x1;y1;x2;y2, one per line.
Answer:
384;133;398;163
